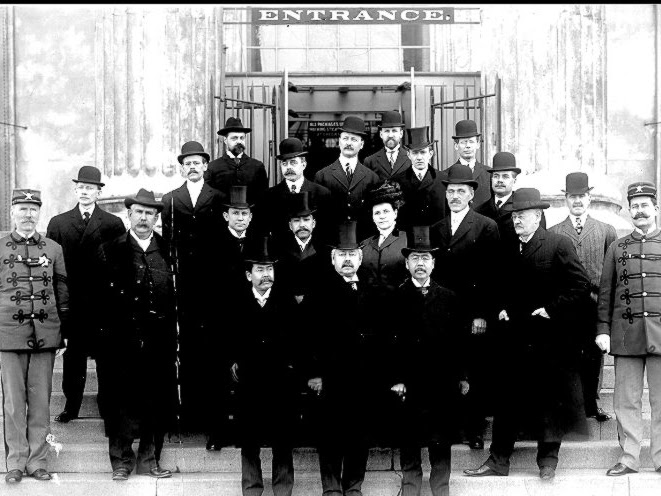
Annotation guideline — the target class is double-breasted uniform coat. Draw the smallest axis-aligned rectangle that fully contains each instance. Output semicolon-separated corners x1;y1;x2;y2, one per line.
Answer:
393;167;448;230
363;147;411;182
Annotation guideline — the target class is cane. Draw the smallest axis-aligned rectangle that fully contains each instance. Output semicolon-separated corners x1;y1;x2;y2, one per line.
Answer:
169;196;184;447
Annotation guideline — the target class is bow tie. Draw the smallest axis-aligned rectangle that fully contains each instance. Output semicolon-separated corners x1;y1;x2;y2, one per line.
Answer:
416;287;429;296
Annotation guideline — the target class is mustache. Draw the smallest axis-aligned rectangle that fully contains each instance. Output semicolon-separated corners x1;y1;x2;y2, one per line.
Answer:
343;145;354;150
232;143;245;151
342;261;354;268
296;227;311;234
634;213;649;219
572;203;583;208
259;277;273;284
284;168;296;175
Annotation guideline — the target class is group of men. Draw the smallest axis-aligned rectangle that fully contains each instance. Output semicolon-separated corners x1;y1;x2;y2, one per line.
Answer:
1;112;660;496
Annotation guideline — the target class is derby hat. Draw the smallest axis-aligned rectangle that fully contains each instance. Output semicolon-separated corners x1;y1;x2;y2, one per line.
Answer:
378;110;405;129
510;188;550;212
401;226;438;257
12;189;42;206
366;180;404;210
244;236;278;265
561;172;594;195
277;138;308;161
489;152;521;175
441;164;479;189
124;188;164;212
330;221;361;250
217;116;252;137
406;126;434;152
337;116;367;137
73;166;105;187
452;119;481;140
288;191;316;218
223;185;252;209
627;181;657;201
177;141;210;164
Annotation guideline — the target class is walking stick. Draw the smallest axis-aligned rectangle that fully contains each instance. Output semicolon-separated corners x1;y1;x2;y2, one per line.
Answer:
169;196;184;447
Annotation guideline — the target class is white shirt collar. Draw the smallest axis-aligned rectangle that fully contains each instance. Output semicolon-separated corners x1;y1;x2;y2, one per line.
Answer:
252;286;272;304
228;226;246;239
411;277;431;288
413;166;429;180
450;206;470;225
459;157;476;170
342;274;359;283
295;235;312;251
79;203;96;216
573;212;588;228
285;176;305;193
519;227;539;244
129;229;154;251
378;226;396;243
386;145;400;157
341;156;358;172
494;193;512;206
227;149;244;159
186;178;204;193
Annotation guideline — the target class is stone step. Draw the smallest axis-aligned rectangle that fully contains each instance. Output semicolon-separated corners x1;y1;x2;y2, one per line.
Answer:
0;441;656;474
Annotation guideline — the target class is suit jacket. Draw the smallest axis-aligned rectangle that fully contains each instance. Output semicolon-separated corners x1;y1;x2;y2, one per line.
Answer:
204;153;269;206
217;226;255;295
430;208;500;321
363;147;411;181
273;233;327;299
393;166;448;230
360;230;408;294
439;161;493;209
46;204;125;338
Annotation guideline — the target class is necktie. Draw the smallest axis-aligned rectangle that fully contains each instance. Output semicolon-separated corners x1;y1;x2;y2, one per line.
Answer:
349;281;357;291
83;211;90;224
495;199;503;209
378;234;386;247
345;166;353;185
520;241;526;253
257;298;266;308
387;151;395;167
575;217;583;235
234;157;241;167
417;172;424;182
291;184;296;193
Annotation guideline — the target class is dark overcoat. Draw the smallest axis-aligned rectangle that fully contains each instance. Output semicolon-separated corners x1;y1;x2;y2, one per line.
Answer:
273;234;328;299
360;229;408;294
393;166;448;230
363;147;411;181
204;153;269;206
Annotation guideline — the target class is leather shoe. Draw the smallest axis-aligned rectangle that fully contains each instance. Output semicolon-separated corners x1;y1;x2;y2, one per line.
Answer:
539;466;555;480
606;463;637;476
138;467;172;478
30;468;52;481
5;469;23;483
464;464;506;477
468;436;484;450
588;407;612;423
54;410;78;423
112;468;130;481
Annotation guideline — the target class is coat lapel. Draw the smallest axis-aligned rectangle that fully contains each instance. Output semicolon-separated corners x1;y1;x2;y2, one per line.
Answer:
68;206;86;237
349;164;368;191
378;231;399;251
559;216;579;243
375;149;392;177
524;228;544;257
80;206;103;243
175;183;194;212
391;150;408;176
450;209;474;246
330;161;350;189
194;183;214;211
581;215;597;238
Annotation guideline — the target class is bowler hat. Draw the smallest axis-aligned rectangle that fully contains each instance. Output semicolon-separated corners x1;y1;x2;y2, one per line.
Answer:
401;226;438;257
441;164;479;189
218;117;252;137
72;166;105;187
12;189;42;206
244;236;278;265
561;172;594;195
627;181;657;201
452;120;481;140
223;186;252;209
330;221;361;250
378;110;405;129
337;116;367;137
177;141;210;164
510;188;550;212
277;138;308;161
288;192;316;218
406;127;434;152
366;180;404;210
489;152;521;175
124;188;164;212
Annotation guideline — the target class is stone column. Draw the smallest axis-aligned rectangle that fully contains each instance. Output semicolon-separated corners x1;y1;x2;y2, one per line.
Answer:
0;6;16;230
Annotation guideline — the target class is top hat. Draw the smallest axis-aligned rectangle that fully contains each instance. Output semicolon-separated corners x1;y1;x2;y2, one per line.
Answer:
452;120;481;140
288;191;316;218
366;180;404;210
510;188;550;212
177;141;210;164
378;110;405;129
277;138;308;161
72;166;105;187
406;127;434;152
489;152;521;175
561;172;594;195
441;164;479;189
12;189;42;206
337;116;367;137
223;185;252;209
401;226;438;257
124;188;164;212
627;181;657;201
217;117;252;137
331;221;361;250
244;236;278;265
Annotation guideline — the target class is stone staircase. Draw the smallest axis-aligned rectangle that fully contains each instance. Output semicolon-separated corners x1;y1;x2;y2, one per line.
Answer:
1;354;659;495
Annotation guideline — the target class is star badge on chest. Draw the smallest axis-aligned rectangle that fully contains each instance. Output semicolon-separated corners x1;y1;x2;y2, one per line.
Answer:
38;255;50;267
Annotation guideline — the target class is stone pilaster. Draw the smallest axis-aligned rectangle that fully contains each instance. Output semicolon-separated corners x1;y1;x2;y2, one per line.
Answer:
0;6;16;231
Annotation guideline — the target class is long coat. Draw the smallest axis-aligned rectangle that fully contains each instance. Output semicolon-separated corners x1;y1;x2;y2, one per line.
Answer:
393;166;448;230
273;234;328;299
439;161;493;207
360;229;408;294
597;228;661;356
46;205;125;345
204;153;269;206
363;147;411;181
0;232;69;351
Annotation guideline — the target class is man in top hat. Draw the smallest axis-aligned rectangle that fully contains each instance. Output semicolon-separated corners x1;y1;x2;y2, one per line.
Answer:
364;110;411;181
205;117;269;207
313;115;380;240
440;119;492;207
549;172;617;424
1;189;70;483
46;166;126;424
161;141;228;441
429;164;500;450
464;188;590;480
95;189;178;481
255;137;331;244
393;126;448;230
596;181;661;476
392;226;468;496
229;237;299;496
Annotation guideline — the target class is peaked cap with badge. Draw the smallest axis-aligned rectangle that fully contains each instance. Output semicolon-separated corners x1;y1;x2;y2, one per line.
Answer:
12;189;42;206
627;181;657;202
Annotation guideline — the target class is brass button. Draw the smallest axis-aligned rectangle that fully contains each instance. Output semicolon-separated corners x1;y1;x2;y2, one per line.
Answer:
641;254;646;259
644;311;649;317
643;292;648;296
643;273;647;277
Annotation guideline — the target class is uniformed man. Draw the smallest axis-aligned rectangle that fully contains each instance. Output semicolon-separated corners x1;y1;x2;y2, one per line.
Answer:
363;110;411;181
1;189;69;483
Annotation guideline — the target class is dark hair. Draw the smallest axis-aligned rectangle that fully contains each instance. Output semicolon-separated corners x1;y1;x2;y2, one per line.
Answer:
367;180;405;210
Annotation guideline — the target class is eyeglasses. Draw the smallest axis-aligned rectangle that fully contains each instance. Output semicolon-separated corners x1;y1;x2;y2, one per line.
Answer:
75;184;99;192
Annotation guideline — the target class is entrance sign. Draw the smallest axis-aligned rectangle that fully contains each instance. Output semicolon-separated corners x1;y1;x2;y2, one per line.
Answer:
253;8;455;24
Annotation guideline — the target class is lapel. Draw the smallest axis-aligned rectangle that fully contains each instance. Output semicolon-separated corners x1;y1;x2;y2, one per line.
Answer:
473;162;487;181
67;206;86;237
194;183;214;211
417;168;435;190
523;227;544;257
349;163;367;191
173;183;194;212
581;215;597;238
450;209;474;246
375;149;392;177
378;231;400;251
80;205;103;244
558;216;579;243
392;149;409;176
437;217;452;246
330;160;350;189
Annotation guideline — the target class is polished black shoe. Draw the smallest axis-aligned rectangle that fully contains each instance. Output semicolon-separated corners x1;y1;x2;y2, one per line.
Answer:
30;468;52;481
468;436;484;450
464;464;506;477
5;469;23;483
54;410;78;423
138;467;172;479
606;463;637;476
539;466;555;480
587;407;612;423
112;468;130;481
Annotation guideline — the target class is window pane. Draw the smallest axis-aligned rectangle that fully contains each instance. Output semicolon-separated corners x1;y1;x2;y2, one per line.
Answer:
309;25;338;48
370;49;400;72
370;25;400;47
255;48;275;72
277;25;306;48
339;25;368;47
276;49;307;71
308;49;338;72
256;26;276;47
338;49;369;71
